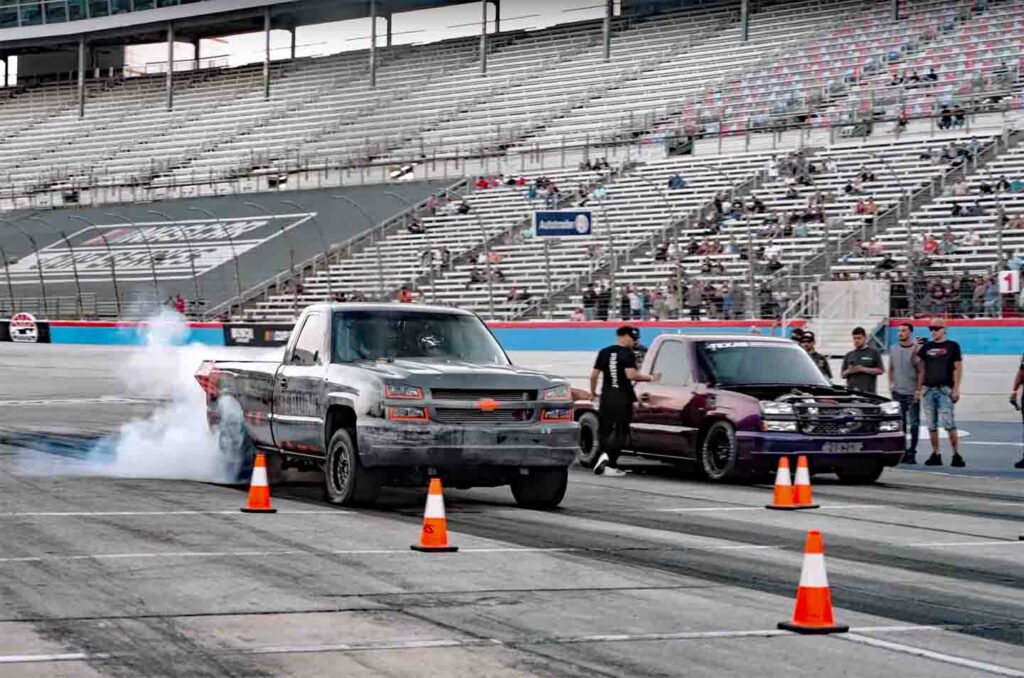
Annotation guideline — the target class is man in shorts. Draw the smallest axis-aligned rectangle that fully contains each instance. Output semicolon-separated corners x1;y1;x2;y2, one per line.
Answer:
915;318;964;467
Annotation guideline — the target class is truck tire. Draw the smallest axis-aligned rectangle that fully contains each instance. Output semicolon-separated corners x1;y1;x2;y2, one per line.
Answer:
577;412;601;468
697;421;749;482
325;428;380;506
836;461;884;485
511;467;568;509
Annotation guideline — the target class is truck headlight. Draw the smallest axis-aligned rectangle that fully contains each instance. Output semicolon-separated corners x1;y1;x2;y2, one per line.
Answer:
385;384;423;400
880;401;902;416
879;420;902;432
386;406;429;421
760;401;794;416
763;420;799;432
543;384;572;402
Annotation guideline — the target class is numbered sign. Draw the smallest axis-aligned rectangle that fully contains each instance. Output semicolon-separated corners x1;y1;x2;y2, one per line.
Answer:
999;270;1021;294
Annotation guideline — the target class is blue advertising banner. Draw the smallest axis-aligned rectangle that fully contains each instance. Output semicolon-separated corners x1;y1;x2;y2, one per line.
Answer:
532;210;593;238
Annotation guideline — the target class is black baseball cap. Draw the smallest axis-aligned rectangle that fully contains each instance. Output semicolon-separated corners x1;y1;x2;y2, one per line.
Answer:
617;325;640;341
801;331;816;343
791;328;805;341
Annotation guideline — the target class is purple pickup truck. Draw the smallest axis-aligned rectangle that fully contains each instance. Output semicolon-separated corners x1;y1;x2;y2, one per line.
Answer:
574;334;904;483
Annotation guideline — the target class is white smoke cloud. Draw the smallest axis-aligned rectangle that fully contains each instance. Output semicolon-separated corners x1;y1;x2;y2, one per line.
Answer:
18;310;272;483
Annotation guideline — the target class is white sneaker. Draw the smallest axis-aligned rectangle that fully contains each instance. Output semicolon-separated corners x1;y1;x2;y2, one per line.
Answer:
602;467;628;477
594;452;610;475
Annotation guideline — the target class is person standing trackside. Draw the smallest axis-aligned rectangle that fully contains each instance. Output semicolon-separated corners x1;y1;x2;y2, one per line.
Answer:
841;327;884;393
590;326;660;477
915;318;965;467
1011;353;1024;469
889;322;922;464
799;331;832;380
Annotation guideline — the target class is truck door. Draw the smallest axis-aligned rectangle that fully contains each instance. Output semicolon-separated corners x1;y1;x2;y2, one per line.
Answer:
631;339;698;459
272;312;328;457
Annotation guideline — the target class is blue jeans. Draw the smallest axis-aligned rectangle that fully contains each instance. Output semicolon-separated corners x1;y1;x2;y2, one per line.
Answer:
922;386;956;431
892;392;920;455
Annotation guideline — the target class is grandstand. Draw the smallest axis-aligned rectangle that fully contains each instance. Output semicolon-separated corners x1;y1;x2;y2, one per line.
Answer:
1;0;1022;327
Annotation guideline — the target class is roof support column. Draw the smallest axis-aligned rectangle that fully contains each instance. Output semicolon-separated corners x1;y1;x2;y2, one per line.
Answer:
369;0;377;87
891;0;899;21
740;0;749;42
385;13;392;47
166;23;174;111
492;0;500;33
290;27;297;59
263;6;271;99
603;0;612;61
479;0;487;74
78;36;87;117
192;38;200;68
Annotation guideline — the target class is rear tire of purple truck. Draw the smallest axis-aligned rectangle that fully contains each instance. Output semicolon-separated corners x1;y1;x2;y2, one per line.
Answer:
697;421;750;483
325;428;381;506
511;467;568;509
576;412;601;468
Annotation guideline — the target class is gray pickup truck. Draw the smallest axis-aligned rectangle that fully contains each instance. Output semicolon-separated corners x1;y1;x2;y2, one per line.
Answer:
195;304;578;507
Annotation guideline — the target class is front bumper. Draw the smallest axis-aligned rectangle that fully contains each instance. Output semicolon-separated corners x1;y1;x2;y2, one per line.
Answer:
356;419;579;468
736;430;905;470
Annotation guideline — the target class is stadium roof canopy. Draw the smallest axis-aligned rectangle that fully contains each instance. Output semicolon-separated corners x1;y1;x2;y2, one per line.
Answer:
0;0;487;53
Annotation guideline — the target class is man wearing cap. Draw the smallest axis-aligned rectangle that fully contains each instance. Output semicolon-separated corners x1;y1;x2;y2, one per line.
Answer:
1011;353;1024;469
841;327;884;393
889;322;922;463
914;318;965;467
799;331;832;380
590;326;659;477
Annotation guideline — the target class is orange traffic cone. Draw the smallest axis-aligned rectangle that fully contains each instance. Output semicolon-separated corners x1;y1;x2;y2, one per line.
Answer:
766;457;799;510
793;456;819;509
240;453;277;514
778;530;849;634
411;478;458;553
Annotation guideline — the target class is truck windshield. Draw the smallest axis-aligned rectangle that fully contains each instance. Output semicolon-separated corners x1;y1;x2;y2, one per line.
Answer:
695;341;829;387
332;310;510;365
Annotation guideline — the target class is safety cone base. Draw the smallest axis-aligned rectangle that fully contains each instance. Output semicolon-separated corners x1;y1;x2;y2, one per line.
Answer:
766;503;803;510
778;620;849;635
410;544;459;553
240;507;277;514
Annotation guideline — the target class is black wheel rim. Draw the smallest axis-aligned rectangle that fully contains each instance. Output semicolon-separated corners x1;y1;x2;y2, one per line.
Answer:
706;429;732;476
332;444;351;495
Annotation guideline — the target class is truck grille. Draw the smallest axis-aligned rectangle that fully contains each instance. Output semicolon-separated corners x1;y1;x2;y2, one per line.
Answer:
432;408;534;425
430;389;536;402
800;421;879;436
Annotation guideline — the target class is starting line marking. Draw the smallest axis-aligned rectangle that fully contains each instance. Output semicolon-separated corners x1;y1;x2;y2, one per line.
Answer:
653;504;888;513
840;633;1024;677
0;510;351;518
907;540;1024;548
1;625;1021;673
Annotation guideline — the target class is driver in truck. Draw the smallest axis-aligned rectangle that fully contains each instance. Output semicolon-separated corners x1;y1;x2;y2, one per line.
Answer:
590;326;659;477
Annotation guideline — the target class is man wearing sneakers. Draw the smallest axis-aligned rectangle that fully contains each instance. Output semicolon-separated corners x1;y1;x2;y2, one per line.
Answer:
915;318;965;467
1012;353;1024;469
590;326;659;476
889;322;921;463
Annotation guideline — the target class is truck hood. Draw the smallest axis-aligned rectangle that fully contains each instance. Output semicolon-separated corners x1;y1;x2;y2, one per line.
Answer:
353;359;563;389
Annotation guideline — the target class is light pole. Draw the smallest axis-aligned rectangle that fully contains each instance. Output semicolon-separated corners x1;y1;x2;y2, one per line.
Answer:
0;217;47;317
103;211;161;301
68;214;121;317
279;199;333;300
188;206;242;319
25;215;83;319
0;246;16;314
148;209;201;304
245;200;298;311
591;195;616;300
332;194;384;300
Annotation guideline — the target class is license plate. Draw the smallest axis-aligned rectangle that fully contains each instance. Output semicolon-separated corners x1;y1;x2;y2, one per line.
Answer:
822;442;863;453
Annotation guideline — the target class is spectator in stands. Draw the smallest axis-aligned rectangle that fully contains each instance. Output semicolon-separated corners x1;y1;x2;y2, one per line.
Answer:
173;294;186;315
925;66;938;82
971;277;987;317
456;200;471;215
398;285;416;303
619;289;632;321
966;201;986;217
650;290;666;321
1010;215;1024;230
857;167;876;183
867;238;884;256
961;230;980;248
668;173;686;190
950;202;964;217
507;287;531;303
938;107;953;130
794;221;809;238
685;281;703;320
570;307;586;322
597;284;612;321
864;196;878;215
996;175;1011;192
592;184;608;201
466;267;485;287
654;242;670;262
583;284;597;321
725;236;740;254
475;177;489;190
941;230;958;255
953;105;967;128
628;287;642;320
785;185;799;200
951;179;969;196
922;233;940;255
408;218;425;235
983;276;1000;316
439;248;452;271
765;156;779;181
750;196;767;213
426;194;439;215
527;184;539;201
721;282;737;319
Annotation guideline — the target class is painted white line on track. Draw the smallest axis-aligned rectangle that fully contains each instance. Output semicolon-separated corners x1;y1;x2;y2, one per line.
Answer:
0;398;155;407
961;441;1024;446
0;510;351;518
907;540;1024;548
653;504;887;513
0;624;1011;665
840;633;1024;677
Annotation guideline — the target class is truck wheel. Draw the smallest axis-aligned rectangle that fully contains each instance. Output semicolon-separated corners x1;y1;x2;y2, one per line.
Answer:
325;428;380;506
697;421;749;482
836;461;884;485
511;467;568;509
577;412;601;468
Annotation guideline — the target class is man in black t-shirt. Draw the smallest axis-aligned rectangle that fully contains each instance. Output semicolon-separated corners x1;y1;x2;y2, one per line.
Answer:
1012;353;1024;469
799;331;832;380
914;318;965;467
841;327;884;393
590;326;659;476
